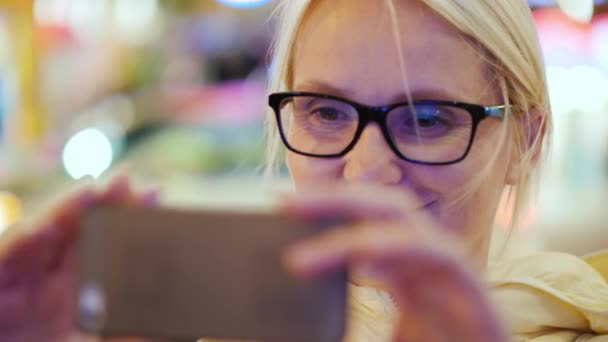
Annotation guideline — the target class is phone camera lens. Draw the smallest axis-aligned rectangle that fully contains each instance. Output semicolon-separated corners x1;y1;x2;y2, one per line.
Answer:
78;282;106;331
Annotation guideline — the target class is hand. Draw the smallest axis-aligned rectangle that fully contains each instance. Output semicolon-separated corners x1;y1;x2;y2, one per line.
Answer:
280;184;506;342
0;175;160;342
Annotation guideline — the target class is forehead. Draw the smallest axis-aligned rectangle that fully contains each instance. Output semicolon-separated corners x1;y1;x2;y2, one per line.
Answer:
292;0;497;105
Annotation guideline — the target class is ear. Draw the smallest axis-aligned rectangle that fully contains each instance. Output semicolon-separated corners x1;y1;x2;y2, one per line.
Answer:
505;107;547;185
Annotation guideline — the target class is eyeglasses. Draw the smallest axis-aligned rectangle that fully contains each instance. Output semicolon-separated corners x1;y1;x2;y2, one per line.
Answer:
269;91;510;165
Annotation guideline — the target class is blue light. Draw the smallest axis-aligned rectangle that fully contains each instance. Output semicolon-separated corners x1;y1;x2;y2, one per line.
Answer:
216;0;271;8
528;0;606;4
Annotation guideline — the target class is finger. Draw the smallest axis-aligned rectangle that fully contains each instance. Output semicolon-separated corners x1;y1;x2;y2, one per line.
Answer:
283;221;505;342
287;225;502;341
283;221;469;283
0;185;96;287
99;173;133;203
0;285;27;330
99;174;161;210
386;252;505;342
50;186;97;234
103;339;165;342
139;186;161;208
283;223;411;278
0;226;61;288
278;183;426;221
392;293;437;342
393;284;505;342
8;184;97;251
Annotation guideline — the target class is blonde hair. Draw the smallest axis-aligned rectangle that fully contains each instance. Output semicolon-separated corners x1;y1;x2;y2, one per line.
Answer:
264;0;552;239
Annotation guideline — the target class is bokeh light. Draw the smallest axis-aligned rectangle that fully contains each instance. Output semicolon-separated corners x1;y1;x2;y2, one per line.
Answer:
0;191;22;234
590;15;608;69
547;65;608;115
570;65;608;113
62;128;113;179
216;0;271;9
113;0;159;44
557;0;595;22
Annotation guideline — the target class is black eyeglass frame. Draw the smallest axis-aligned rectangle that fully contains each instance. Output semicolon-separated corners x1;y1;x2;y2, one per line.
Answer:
268;91;510;166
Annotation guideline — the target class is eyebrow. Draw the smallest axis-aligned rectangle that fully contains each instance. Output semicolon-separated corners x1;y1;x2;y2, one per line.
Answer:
293;80;467;104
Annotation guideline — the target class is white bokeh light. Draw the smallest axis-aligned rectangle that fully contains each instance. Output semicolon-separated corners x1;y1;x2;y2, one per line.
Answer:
556;0;594;23
547;65;608;116
34;0;107;39
547;66;576;116
570;65;608;114
113;0;159;44
63;128;113;179
591;19;608;70
34;0;71;25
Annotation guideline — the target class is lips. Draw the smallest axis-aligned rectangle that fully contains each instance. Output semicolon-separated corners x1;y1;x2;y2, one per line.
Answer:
422;199;440;218
408;186;437;211
422;200;436;209
416;199;437;213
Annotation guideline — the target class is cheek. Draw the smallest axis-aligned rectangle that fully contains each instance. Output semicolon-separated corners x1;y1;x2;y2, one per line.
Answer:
287;152;344;188
430;122;511;235
428;121;510;202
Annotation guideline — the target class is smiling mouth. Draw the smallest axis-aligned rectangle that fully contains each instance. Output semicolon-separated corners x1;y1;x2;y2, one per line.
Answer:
420;200;437;210
421;200;441;218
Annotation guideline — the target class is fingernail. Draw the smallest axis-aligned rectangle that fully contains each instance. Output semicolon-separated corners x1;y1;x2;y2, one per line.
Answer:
142;189;160;207
104;176;130;199
111;174;130;188
78;189;97;208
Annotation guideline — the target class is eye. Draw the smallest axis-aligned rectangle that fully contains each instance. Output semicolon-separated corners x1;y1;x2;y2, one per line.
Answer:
301;98;357;125
311;106;344;121
415;108;443;127
387;104;469;140
401;106;450;129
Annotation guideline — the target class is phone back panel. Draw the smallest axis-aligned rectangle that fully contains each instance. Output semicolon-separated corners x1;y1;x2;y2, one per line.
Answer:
76;206;347;342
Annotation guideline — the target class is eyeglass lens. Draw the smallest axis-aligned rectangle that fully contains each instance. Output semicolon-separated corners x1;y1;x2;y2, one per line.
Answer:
279;96;473;163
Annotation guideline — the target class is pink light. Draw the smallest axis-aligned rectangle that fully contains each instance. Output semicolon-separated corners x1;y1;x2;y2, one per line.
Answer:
534;8;590;57
590;14;608;68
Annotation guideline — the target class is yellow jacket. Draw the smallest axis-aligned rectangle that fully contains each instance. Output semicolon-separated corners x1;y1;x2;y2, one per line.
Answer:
488;250;608;341
341;250;608;342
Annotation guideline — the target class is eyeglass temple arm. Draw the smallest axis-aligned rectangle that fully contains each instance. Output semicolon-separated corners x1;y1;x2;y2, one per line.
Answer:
485;105;511;119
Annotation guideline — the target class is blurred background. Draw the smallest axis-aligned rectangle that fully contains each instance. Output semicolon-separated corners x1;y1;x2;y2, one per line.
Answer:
0;0;606;257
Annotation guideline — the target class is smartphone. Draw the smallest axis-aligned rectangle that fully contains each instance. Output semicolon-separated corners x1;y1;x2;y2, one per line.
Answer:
76;206;347;342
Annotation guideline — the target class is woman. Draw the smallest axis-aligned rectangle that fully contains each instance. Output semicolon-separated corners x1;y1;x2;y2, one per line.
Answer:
1;0;607;341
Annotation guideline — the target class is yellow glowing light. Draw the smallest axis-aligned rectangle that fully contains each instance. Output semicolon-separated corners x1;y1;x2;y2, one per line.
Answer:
0;191;23;234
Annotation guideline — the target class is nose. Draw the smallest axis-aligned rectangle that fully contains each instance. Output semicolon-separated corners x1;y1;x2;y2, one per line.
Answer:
343;123;403;185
